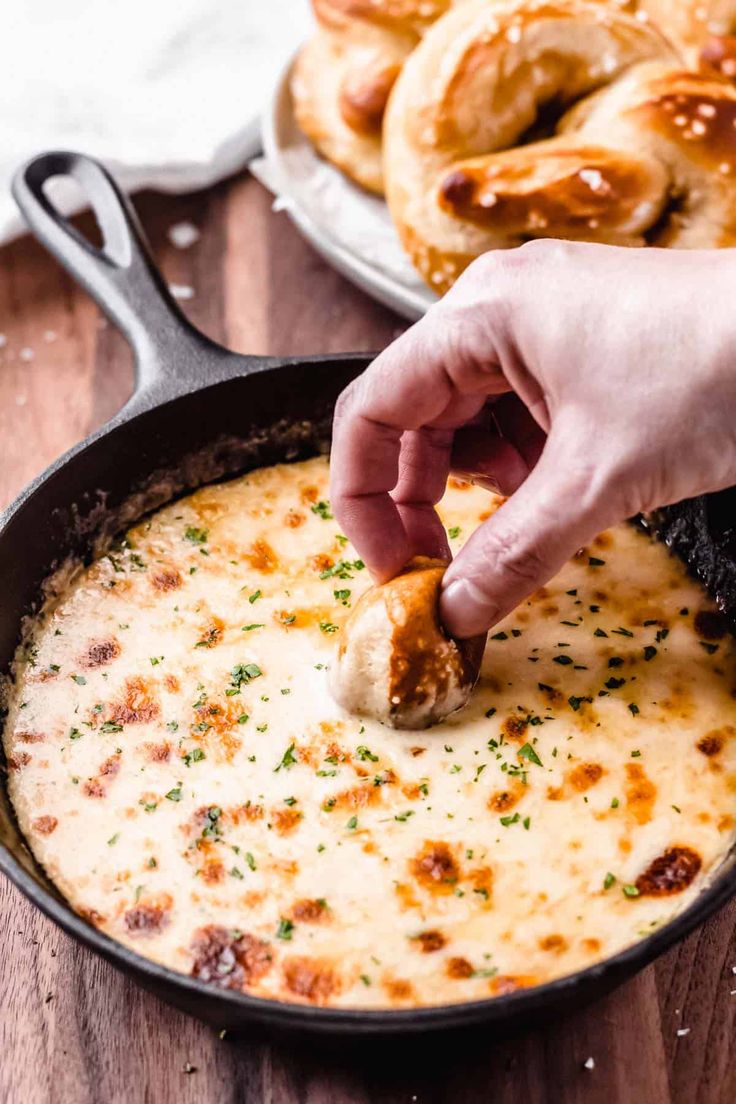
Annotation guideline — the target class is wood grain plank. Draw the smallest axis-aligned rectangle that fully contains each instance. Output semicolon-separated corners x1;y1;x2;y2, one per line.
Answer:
1;169;733;1104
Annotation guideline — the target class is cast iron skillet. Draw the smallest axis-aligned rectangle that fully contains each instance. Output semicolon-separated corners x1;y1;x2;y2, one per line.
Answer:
1;151;735;1039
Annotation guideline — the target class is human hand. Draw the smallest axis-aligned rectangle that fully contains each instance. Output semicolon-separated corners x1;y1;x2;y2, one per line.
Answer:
330;241;736;637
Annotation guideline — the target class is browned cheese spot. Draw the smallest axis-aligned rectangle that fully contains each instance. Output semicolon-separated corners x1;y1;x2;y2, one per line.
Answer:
110;677;160;725
124;895;172;935
271;807;303;835
382;976;415;1001
200;859;226;885
32;815;58;835
567;762;604;792
190;925;272;990
284;509;306;529
539;934;568;954
412;929;447;953
16;731;46;744
697;729;727;757
82;639;121;669
501;714;530;742
635;846;702;897
7;750;31;768
291;898;329;923
488;787;523;813
625;762;657;825
151;568;182;592
144;741;171;763
244;539;279;574
411;840;460;895
282;956;339;1004
196;617;225;649
446;956;474;979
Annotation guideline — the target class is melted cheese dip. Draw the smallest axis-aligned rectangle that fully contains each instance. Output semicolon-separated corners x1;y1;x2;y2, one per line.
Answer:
5;457;736;1009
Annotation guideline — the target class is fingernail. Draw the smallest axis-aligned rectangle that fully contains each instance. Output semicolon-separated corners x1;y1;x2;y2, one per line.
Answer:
441;579;498;639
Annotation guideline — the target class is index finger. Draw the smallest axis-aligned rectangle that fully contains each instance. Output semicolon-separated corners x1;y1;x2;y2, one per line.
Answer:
329;309;508;580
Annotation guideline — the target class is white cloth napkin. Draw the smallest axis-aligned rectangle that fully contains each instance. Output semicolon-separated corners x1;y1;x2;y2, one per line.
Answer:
1;0;311;244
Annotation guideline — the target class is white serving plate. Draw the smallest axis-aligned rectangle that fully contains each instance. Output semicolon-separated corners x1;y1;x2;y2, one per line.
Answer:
258;57;437;322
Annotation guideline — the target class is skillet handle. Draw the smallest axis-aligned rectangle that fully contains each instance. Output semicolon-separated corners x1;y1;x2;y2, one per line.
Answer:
12;150;221;392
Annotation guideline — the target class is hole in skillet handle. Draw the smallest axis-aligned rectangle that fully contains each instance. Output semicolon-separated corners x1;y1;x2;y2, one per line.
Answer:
10;150;262;408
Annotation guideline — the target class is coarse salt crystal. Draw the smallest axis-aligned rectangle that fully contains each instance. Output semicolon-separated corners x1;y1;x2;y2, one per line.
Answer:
43;330;57;343
19;347;34;362
15;394;27;406
676;1028;690;1037
167;221;200;250
583;1057;595;1070
169;284;195;301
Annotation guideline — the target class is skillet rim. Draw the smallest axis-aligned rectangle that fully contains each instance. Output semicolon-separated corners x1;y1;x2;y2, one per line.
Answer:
2;369;736;1033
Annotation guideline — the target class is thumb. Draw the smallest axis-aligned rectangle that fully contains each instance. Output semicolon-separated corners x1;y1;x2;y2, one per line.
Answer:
440;435;615;638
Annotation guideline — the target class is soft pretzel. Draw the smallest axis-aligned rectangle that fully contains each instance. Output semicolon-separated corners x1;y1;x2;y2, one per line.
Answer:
384;0;736;292
638;2;736;78
329;556;486;729
292;0;458;193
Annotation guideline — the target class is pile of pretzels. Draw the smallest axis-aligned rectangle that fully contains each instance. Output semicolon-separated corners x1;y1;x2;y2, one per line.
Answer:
292;0;736;293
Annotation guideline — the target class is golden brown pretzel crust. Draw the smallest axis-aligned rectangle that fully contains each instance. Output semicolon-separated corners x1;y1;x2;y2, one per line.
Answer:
292;0;457;193
384;0;736;292
638;1;736;78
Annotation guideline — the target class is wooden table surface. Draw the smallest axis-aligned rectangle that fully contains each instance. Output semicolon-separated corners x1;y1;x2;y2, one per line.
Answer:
1;172;735;1104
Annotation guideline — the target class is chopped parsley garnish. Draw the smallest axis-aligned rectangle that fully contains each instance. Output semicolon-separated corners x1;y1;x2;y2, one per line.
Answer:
107;833;119;846
242;624;264;632
319;621;339;634
311;500;333;519
608;657;624;668
491;631;508;641
518;742;542;767
605;677;625;690
356;745;378;762
628;703;640;716
248;590;262;604
394;810;414;822
165;783;183;802
184;525;208;544
447;526;461;539
588;557;605;567
69;727;83;740
603;872;616;890
318;558;365;580
594;628;608;638
333;589;351;606
568;695;592;712
100;721;123;733
346;815;358;830
631;749;641;758
553;654;573;665
274;743;298;772
643;645;657;661
227;663;262;695
201;806;222;838
183;747;206;767
71;674;86;685
245;852;256;871
612;626;634;638
611;797;620;809
276;918;294;941
500;813;520;827
622;884;640;898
